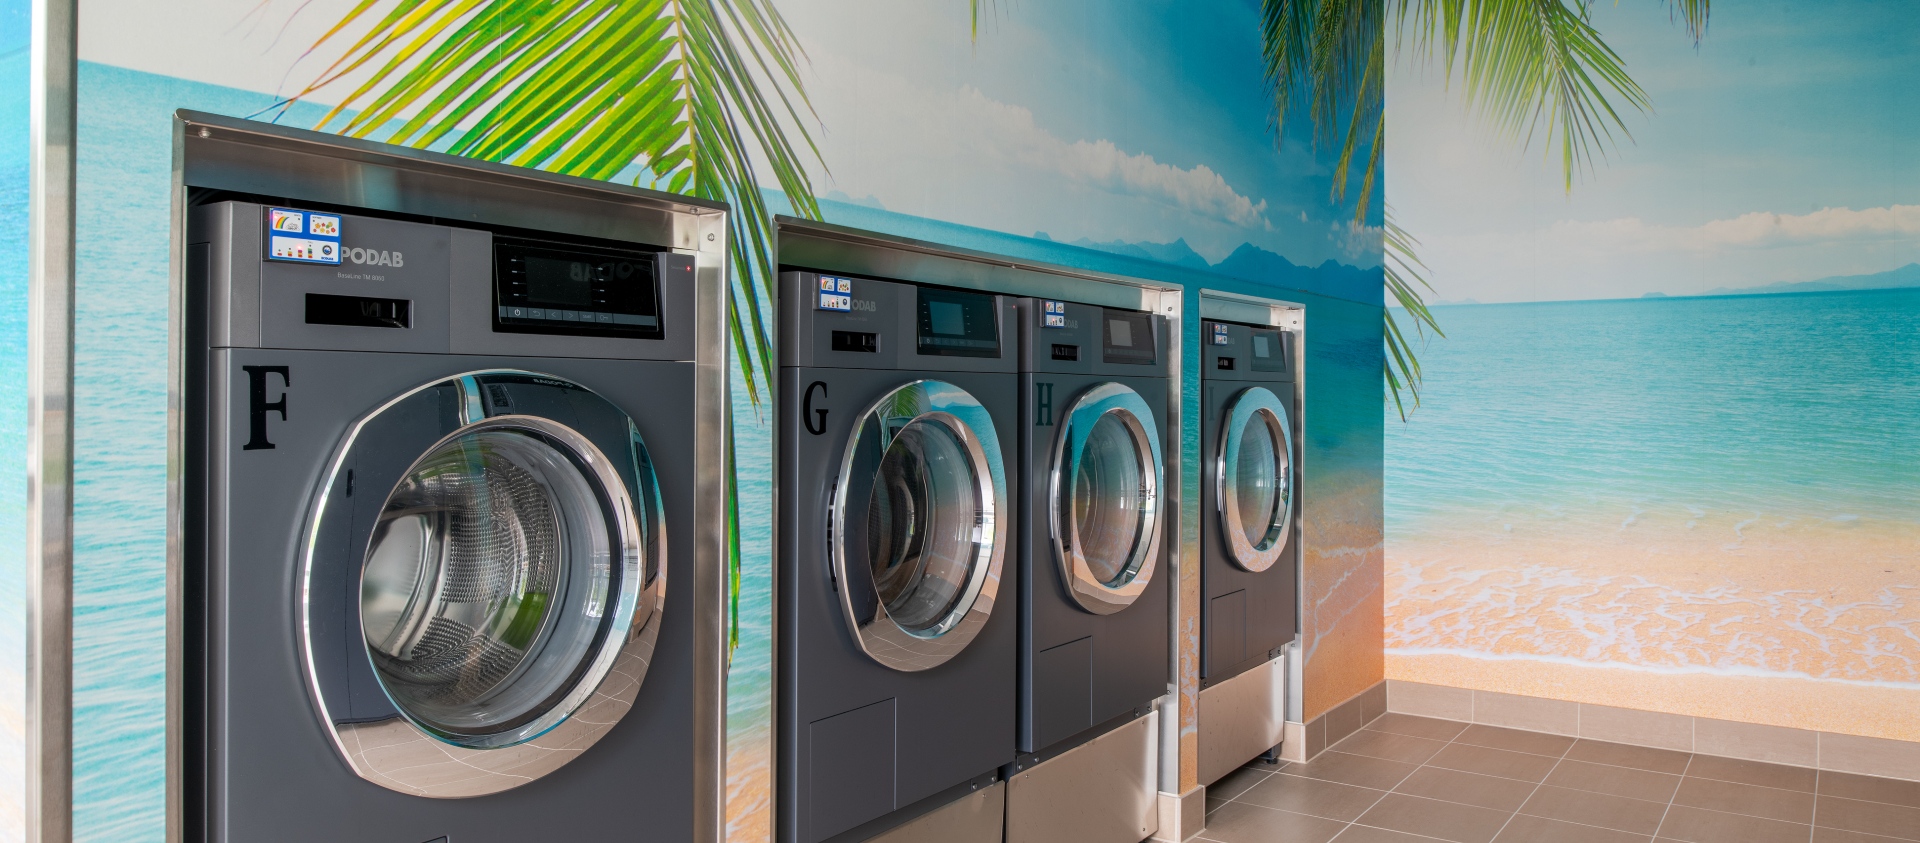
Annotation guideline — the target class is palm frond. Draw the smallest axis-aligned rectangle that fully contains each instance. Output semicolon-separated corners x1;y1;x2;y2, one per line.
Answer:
1382;209;1442;420
277;0;828;667
274;0;824;403
1263;0;1709;417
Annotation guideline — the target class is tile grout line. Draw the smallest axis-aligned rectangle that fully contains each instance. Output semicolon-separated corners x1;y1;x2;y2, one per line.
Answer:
1650;749;1695;841
1483;729;1574;843
1334;709;1422;840
1377;715;1920;839
1335;715;1469;842
1809;768;1819;843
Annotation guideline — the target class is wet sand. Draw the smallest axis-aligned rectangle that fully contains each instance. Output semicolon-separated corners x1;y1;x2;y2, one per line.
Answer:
1387;509;1920;741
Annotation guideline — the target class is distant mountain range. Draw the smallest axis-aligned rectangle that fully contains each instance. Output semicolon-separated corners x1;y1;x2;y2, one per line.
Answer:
1699;263;1920;297
1035;233;1382;305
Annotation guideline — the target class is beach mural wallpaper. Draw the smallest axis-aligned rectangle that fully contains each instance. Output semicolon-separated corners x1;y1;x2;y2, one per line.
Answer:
1386;0;1920;741
0;0;30;835
0;0;1387;839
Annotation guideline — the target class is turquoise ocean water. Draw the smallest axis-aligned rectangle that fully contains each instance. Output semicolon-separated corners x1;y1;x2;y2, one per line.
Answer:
2;17;31;840
1387;289;1920;538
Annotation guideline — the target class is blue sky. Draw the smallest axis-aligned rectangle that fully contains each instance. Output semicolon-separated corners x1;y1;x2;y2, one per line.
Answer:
776;0;1379;267
78;0;1380;269
1389;0;1920;302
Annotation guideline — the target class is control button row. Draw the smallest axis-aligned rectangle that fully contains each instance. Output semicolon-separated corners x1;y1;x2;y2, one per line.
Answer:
498;306;654;326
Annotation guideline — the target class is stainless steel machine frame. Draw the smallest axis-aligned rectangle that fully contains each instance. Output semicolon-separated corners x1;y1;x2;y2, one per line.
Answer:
1193;289;1305;789
168;111;730;841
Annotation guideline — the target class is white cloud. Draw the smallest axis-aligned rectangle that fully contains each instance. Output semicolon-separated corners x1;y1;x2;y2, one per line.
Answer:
1329;220;1383;264
945;85;1272;230
786;48;1291;262
1546;205;1920;254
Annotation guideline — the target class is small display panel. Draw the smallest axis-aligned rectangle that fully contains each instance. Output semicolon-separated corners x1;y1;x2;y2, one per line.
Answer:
1250;329;1289;372
1102;308;1156;365
494;237;663;339
916;287;1000;357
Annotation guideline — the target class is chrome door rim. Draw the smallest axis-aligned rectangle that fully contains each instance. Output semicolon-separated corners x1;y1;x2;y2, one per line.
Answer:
1049;382;1163;614
299;371;666;798
831;379;1008;672
1215;386;1294;573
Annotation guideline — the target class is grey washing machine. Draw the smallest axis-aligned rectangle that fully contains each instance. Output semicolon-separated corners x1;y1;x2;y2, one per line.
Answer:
180;114;727;842
1004;298;1170;843
777;270;1018;843
1195;307;1304;786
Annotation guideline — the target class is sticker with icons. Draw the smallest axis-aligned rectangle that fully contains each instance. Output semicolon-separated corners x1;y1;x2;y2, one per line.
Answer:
1041;299;1067;328
817;275;852;312
1211;323;1230;345
265;207;343;265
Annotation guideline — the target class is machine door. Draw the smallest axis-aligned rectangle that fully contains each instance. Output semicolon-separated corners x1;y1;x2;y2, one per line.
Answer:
832;380;1009;672
1215;386;1296;573
301;371;666;797
1050;382;1164;614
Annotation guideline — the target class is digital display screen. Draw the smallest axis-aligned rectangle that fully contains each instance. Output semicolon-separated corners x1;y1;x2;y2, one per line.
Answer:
1102;308;1156;365
916;287;1000;357
494;238;663;339
1250;329;1288;372
521;255;597;307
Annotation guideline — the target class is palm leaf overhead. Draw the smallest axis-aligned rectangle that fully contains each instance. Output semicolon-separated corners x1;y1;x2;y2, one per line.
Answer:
1261;0;1709;417
278;0;822;403
276;0;828;661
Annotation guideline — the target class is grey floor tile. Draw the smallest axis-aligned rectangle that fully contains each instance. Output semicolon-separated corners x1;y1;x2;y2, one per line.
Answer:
1544;759;1683;803
1395;766;1539;813
1815;795;1920;841
1456;724;1576;758
1673;776;1815;824
1237;772;1389;823
1334;825;1451;843
1211;766;1273;801
1518;785;1669;835
1354;793;1513;843
1684;755;1817;792
1656;804;1813;843
1368;712;1470;743
1197;801;1348;843
1812;828;1915;842
1495;814;1654;843
1428;743;1562;783
1564;740;1693;775
1207;796;1229;815
1282;751;1422;791
1819;771;1920;810
1333;729;1451;765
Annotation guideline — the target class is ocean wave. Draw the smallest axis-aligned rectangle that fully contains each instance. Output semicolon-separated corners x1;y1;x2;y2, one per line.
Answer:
1387;556;1920;686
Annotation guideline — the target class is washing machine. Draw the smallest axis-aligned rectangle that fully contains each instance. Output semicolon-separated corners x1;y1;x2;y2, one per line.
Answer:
1002;297;1170;843
182;115;726;842
778;270;1018;843
1196;315;1301;784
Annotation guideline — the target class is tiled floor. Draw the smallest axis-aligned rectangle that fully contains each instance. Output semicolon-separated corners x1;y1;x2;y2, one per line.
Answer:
1201;712;1920;843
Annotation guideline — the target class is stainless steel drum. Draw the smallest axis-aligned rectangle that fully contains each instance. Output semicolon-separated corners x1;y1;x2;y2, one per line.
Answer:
1049;381;1163;614
832;380;1009;672
1215;386;1295;573
302;371;666;797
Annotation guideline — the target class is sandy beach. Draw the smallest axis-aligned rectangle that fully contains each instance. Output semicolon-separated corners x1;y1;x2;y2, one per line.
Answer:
1388;508;1920;740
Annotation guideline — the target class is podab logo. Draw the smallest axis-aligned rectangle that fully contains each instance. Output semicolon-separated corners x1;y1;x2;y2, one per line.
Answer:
346;247;405;267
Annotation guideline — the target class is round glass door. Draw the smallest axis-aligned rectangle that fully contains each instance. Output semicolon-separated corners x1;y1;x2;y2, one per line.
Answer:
1050;382;1163;614
1216;386;1295;572
302;372;665;797
833;380;1008;671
